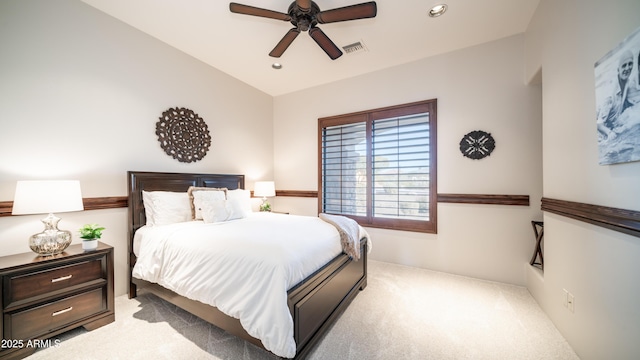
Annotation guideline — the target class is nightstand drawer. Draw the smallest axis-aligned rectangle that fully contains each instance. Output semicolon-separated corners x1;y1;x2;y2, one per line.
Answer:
8;258;103;304
7;288;106;341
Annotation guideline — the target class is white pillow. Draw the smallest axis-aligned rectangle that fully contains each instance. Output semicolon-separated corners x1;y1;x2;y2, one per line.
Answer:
191;189;226;220
187;186;227;220
200;189;252;224
142;191;191;226
142;191;156;224
201;199;229;223
226;189;252;218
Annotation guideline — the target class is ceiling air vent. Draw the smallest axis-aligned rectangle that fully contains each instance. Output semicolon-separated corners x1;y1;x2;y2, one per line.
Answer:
342;41;368;54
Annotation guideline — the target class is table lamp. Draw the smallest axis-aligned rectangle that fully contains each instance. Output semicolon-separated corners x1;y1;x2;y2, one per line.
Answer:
254;181;275;212
12;180;84;256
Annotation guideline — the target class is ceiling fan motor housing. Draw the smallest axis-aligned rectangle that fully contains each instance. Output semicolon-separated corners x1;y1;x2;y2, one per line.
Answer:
288;1;321;31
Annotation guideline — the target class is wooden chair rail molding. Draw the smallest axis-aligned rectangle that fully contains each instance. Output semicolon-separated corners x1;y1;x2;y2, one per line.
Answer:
275;190;318;198
437;194;530;206
0;192;532;217
0;197;128;217
541;197;640;238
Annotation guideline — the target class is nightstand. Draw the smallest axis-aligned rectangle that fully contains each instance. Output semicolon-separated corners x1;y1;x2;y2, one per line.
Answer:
0;242;114;360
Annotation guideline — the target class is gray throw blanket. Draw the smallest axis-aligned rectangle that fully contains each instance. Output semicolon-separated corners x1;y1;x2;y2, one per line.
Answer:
319;213;363;260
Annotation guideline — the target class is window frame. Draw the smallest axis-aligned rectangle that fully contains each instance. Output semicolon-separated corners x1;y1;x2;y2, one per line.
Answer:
318;99;438;233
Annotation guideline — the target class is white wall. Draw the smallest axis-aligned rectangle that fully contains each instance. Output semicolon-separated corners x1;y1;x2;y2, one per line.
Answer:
0;0;273;297
274;34;543;286
524;0;640;358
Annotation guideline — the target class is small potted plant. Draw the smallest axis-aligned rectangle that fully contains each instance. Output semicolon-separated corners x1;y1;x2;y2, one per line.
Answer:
79;224;105;251
259;201;272;212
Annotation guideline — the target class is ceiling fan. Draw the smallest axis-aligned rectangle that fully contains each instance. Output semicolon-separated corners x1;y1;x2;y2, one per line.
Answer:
229;1;377;60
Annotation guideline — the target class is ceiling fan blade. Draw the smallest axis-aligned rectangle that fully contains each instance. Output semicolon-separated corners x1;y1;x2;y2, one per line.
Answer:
295;0;312;13
269;28;301;58
316;1;377;24
229;3;291;21
308;27;343;60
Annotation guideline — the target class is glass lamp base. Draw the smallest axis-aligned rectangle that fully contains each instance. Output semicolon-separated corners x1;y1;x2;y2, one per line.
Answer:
29;213;72;256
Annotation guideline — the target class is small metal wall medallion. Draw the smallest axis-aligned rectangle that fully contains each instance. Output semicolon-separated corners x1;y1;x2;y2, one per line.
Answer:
156;107;211;163
459;130;496;160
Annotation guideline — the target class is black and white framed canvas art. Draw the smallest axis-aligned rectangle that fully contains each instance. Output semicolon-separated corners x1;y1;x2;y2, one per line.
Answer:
594;26;640;165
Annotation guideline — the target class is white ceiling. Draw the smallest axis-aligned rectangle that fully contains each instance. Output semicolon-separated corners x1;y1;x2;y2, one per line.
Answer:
81;0;540;96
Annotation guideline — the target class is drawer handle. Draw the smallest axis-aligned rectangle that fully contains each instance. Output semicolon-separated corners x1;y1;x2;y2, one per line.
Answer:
52;307;73;317
51;275;73;283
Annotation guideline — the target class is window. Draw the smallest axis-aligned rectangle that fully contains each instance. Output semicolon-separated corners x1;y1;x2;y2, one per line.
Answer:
318;99;437;233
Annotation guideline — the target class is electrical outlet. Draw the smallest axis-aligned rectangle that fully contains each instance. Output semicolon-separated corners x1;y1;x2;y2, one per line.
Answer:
567;292;575;313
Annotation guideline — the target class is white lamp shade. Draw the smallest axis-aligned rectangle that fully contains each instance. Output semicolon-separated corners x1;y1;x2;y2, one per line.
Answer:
254;181;276;197
12;180;84;215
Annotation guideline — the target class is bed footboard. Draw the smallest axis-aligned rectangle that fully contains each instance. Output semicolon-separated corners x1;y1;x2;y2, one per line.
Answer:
288;239;368;358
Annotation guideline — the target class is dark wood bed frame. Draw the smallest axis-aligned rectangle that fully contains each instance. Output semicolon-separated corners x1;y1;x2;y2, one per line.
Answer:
127;171;368;359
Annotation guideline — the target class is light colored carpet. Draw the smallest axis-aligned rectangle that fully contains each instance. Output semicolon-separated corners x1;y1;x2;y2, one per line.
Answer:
28;260;579;359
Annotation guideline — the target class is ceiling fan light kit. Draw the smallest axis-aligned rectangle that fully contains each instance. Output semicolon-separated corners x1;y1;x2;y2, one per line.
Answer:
229;1;377;60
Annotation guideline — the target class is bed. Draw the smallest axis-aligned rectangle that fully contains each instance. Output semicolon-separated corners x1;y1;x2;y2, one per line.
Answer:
127;171;368;359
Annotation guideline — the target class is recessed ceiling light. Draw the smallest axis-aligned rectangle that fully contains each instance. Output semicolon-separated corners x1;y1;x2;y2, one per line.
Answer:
428;4;447;17
272;63;282;70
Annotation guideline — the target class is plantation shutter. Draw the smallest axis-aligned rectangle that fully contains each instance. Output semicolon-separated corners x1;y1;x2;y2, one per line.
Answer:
321;121;367;216
371;113;431;221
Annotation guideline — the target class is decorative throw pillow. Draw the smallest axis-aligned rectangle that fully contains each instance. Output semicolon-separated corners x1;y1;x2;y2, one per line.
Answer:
187;186;227;220
226;189;252;218
201;198;229;223
142;191;192;226
201;189;253;223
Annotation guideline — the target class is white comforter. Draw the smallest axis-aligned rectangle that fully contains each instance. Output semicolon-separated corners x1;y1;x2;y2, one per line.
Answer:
132;212;344;358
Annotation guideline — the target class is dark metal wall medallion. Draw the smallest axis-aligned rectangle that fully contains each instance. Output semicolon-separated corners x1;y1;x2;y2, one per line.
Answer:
156;107;211;163
459;130;496;160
